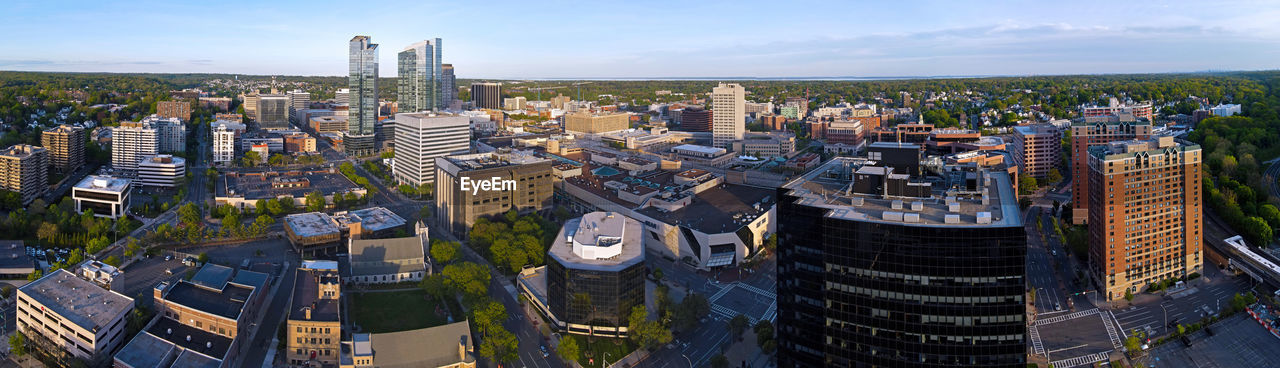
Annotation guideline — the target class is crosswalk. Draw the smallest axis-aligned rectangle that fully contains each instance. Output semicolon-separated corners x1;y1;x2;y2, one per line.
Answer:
1028;325;1046;355
1051;352;1109;368
735;282;776;298
1099;309;1124;349
1034;308;1100;327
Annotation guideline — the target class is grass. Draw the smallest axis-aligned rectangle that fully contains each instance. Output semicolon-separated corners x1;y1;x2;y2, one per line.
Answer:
568;334;637;367
350;289;448;333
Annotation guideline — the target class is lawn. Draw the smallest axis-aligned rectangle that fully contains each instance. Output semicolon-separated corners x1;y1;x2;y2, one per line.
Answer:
349;289;449;333
568;334;637;367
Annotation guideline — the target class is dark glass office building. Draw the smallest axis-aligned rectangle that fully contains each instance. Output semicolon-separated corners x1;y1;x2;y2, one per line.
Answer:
546;212;647;337
776;157;1026;368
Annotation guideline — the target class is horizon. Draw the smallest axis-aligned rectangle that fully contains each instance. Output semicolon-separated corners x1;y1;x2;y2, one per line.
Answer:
3;0;1279;79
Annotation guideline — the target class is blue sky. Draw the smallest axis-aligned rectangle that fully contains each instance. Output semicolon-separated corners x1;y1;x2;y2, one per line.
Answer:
2;0;1278;79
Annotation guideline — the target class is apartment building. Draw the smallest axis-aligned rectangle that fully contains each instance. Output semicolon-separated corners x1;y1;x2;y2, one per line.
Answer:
212;123;237;164
287;261;342;368
157;100;192;121
1087;137;1203;300
0;144;48;204
41;124;85;174
111;123;159;173
1011;124;1061;179
17;269;133;364
1069;117;1152;223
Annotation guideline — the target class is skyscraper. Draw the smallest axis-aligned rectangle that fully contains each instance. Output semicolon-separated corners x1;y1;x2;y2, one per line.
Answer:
111;123;159;174
1087;137;1202;300
391;112;471;186
470;82;501;109
777;154;1026;367
711;83;745;149
348;35;379;156
441;64;456;109
397;38;442;113
1069;115;1152;223
256;94;290;130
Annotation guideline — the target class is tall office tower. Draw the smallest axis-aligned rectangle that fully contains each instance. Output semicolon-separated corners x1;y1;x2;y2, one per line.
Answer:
1011;124;1061;179
470;82;501;109
287;90;311;123
441;64;456;108
1087;137;1202;301
348;35;379;156
256;94;290;130
777;155;1026;367
392;112;471;186
0;144;48;204
243;93;260;117
41;124;85;174
155;100;192;121
711;83;745;149
334;88;350;105
397;38;443;113
111;123;159;174
212;124;236;164
1069;115;1152;223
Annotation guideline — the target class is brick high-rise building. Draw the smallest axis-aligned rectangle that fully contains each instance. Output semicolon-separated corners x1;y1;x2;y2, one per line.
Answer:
156;100;192;121
0;144;48;204
1086;136;1202;300
564;112;629;134
678;107;712;132
1069;116;1152;223
41;124;85;174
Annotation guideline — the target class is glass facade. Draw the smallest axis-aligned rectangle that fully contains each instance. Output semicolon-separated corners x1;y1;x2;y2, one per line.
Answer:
396;39;441;113
348;36;378;155
547;257;646;330
776;188;1027;368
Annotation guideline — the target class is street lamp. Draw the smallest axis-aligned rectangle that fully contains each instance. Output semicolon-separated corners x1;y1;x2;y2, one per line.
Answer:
603;352;612;368
682;354;693;368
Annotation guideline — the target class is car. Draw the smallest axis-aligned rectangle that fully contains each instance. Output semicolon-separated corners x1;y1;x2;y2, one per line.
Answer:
540;345;548;358
165;255;173;261
1181;335;1193;347
1051;250;1057;256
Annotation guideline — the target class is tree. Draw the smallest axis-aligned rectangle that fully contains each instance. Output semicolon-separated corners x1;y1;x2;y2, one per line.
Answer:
1047;168;1063;184
1177;324;1186;335
265;198;285;216
419;205;433;220
197;252;210;264
103;255;122;267
556;335;580;363
430;239;460;265
305;191;325;212
178;202;201;226
729;314;750;340
673;292;711;331
1019;176;1039;195
1243;216;1274;248
8;332;25;356
442;262;491;305
710;354;730;368
755;320;776;352
628;305;673;349
36;222;58;242
1125;335;1141;352
418;274;450;301
1124;289;1134;302
1261;204;1280;230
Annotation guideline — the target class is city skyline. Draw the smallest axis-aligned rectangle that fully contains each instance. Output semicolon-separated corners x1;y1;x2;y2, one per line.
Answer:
1;0;1278;78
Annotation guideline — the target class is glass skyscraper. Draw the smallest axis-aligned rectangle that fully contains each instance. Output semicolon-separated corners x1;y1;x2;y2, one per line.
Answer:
397;38;442;113
347;35;379;156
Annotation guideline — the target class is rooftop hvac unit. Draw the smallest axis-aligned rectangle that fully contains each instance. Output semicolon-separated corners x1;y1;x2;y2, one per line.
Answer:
903;213;920;223
883;211;904;222
944;214;961;224
948;202;960;212
891;200;903;210
976;212;992;224
910;201;923;211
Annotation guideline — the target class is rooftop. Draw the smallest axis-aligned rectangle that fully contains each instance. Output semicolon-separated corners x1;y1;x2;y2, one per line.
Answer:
335;207;407;233
348;235;427;277
218;170;361;200
367;320;475;368
1013;124;1059;136
147;317;232;362
162;278;253;321
0;240;34;272
635;184;775;234
284;212;342;238
290;267;341;322
19;269;133;332
74;175;131;193
441;150;550;171
549;212;645;270
0;144;45;158
672;144;725;155
113;330;177;368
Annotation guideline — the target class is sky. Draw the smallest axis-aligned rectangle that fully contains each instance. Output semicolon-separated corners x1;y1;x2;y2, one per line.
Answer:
2;0;1279;79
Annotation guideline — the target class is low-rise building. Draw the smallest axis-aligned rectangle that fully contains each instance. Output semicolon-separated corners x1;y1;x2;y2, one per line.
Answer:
670;144;733;168
346;222;429;284
78;260;123;291
149;263;270;366
284;133;317;153
284;212;343;257
72;175;131;218
17;269;133;364
286;260;342;368
136;154;187;188
339;321;476;368
0;240;34;278
215;169;366;211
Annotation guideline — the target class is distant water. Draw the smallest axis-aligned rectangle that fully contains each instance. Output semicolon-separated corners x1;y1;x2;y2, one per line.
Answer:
527;75;997;81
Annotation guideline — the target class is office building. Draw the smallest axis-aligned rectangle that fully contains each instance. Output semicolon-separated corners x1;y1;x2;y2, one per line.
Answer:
392;112;471;186
212;123;237;164
503;96;527;110
434;150;554;236
711;83;746;149
776;156;1026;367
470;82;501;109
284;133;316;153
216;169;366;213
826;120;865;146
1011;124;1061;179
1087;137;1202;300
564;112;630;134
1069;117;1152;223
72;175;130;218
310;116;349;134
136;154;187;188
42;124;85;174
348;36;380;156
288;90;311;123
257;94;290;130
397;38;443;113
287;260;342;368
347;223;429;284
679;107;712;132
17;269;134;364
157;100;192;121
243;94;259;117
441;64;456;108
531;212;645;337
733;132;796;158
0;144;48;204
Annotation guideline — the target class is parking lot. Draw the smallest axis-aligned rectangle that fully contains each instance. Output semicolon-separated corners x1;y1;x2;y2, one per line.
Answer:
1140;313;1280;367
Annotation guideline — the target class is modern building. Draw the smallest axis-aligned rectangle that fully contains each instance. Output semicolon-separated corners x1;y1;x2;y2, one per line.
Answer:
776;157;1026;367
348;36;380;156
441;63;457;109
670;144;733;168
288;90;311;123
212;124;235;165
470;82;501;109
503;96;527;111
157;100;192;121
397;38;443;113
1087;137;1202;300
284;212;343;256
1011;124;1061;179
679;106;712;132
310;116;349;133
72;175;131;218
533;212;645;337
136;154;187;188
1210;103;1241;117
1069;117;1153;223
257;94;291;130
111;122;159;173
564;112;630;134
434;150;554;236
347;222;429;284
392;112;471;186
286;260;342;368
340;321;476;368
0;144;48;204
733;132;796;158
17;269;133;364
711;83;746;149
42;124;85;174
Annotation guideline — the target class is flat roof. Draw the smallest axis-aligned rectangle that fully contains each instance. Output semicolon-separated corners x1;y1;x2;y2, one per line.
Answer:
672;144;724;154
74;175;131;193
290;268;341;322
549;213;645;270
113;331;177;368
189;264;235;290
285;212;342;238
0;240;34;272
163;281;252;320
337;207;407;233
636;184;774;234
441;150;550;171
148;317;232;362
19;269;133;331
219;171;360;200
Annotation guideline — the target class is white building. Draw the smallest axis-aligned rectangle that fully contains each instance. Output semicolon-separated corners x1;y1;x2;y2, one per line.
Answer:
142;115;187;153
110;123;158;173
392;112;471;186
711;83;745;149
212;123;237;164
72;175;131;218
136;154;186;188
17;269;134;363
288;90;311;123
1210;103;1241;117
